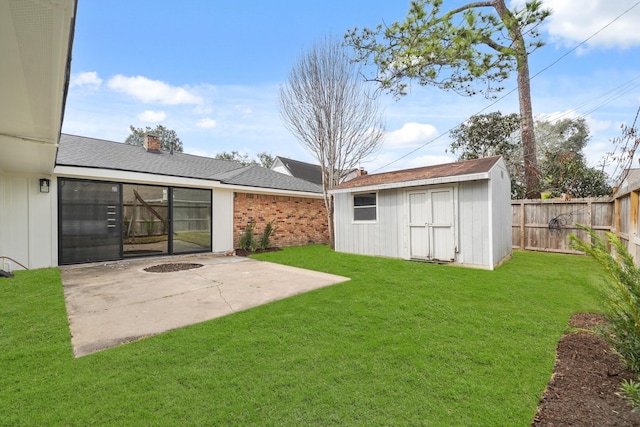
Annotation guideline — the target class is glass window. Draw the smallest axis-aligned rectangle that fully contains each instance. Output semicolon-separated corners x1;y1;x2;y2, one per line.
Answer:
122;184;169;257
172;188;212;254
59;180;122;264
353;192;377;221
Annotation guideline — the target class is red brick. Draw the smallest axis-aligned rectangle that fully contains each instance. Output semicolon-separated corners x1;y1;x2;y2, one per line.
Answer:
233;192;329;248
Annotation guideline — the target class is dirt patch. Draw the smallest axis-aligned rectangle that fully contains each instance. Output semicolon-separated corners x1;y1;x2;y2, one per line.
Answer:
532;313;640;426
143;263;203;273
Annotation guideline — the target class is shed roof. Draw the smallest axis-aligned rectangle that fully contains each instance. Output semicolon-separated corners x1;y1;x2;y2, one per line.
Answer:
330;156;502;193
56;134;323;194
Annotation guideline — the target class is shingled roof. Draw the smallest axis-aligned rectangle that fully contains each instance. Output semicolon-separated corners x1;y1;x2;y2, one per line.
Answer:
272;156;323;185
56;134;322;194
330;156;502;193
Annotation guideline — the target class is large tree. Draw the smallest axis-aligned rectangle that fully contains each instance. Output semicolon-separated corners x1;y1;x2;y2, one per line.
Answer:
449;111;524;197
125;124;184;153
536;117;611;198
449;113;611;198
279;36;385;248
345;0;550;198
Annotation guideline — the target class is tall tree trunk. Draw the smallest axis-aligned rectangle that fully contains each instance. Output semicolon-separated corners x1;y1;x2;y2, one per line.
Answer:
517;55;540;199
322;175;335;249
495;0;540;199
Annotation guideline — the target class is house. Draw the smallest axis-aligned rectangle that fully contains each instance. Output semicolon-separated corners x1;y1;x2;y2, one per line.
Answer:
271;156;323;185
329;156;512;270
0;0;328;270
271;155;360;186
53;134;329;266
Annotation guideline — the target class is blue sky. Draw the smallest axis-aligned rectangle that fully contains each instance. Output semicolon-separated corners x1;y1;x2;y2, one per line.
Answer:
62;0;640;176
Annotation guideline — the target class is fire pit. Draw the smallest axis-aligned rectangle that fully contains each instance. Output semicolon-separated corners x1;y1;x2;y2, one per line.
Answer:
144;263;204;273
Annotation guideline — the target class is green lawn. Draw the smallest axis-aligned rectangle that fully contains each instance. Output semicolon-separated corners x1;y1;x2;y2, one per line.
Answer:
1;247;604;426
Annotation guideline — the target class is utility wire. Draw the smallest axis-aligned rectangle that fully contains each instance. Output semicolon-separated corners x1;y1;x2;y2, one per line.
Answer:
371;1;640;173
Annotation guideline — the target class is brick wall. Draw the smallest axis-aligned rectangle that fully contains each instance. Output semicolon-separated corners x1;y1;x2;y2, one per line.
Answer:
233;192;329;248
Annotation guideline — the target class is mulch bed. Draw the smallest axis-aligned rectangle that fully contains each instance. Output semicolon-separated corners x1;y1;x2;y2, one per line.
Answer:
234;247;281;257
532;313;640;426
143;263;203;273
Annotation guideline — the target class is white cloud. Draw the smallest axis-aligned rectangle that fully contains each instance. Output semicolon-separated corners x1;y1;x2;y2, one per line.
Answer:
196;118;217;129
70;71;102;89
541;0;640;49
107;75;203;105
137;110;166;122
383;122;439;149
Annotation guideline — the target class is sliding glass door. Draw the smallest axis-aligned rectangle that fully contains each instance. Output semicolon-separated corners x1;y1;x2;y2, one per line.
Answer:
122;184;169;257
58;179;213;265
172;188;212;254
58;180;122;264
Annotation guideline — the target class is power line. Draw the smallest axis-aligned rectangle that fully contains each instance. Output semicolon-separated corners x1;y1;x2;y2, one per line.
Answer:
371;1;640;173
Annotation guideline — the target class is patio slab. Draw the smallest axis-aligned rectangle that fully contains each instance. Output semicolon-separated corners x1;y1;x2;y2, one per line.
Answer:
61;254;350;357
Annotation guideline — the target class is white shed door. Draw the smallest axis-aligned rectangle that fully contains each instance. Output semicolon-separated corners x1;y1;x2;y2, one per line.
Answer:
408;188;455;261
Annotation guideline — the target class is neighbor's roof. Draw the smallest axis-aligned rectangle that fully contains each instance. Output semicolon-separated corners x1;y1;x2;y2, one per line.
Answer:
55;134;322;194
273;156;323;185
330;156;502;193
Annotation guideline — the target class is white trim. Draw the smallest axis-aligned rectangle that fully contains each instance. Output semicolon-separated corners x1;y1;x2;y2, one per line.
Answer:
54;166;218;188
53;166;324;198
215;183;324;198
351;191;378;224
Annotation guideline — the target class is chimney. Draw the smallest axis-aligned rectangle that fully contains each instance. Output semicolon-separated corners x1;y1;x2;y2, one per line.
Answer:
356;167;367;177
143;134;161;152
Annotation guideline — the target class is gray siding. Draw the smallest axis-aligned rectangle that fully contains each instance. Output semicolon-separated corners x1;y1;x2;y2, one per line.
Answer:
490;162;513;266
334;189;403;257
333;157;512;269
458;181;490;267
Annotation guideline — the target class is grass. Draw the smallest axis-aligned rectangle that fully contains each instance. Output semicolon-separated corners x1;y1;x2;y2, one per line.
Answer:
0;247;604;426
174;231;211;247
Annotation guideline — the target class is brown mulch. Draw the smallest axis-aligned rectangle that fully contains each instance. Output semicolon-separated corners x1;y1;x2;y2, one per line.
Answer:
143;263;203;273
532;313;640;426
234;247;281;257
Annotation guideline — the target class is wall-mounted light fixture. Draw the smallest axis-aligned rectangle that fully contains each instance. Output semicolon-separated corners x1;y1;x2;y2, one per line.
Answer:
39;178;50;193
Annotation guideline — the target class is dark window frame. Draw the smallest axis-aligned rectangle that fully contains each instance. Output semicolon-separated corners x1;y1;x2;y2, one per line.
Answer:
58;178;212;265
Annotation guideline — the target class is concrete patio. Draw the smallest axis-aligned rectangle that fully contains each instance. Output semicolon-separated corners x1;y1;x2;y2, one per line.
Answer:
61;254;349;357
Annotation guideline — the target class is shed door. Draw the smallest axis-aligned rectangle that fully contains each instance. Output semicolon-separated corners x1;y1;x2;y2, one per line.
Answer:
408;188;455;261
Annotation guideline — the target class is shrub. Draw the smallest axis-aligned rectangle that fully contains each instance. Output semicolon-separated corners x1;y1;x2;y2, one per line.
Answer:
260;220;276;250
619;379;640;412
145;218;155;236
570;225;640;411
238;220;257;252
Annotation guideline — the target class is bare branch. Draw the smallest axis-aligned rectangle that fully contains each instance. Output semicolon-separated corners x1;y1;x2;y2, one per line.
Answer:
279;35;386;247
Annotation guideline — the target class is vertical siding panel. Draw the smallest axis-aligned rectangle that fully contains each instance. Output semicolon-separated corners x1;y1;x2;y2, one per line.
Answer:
490;162;513;266
459;181;489;267
2;176;29;269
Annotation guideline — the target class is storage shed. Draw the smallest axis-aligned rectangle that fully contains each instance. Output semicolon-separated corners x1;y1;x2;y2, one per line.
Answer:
329;156;512;270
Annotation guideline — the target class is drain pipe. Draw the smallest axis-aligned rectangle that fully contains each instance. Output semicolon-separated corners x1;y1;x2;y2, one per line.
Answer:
0;256;29;278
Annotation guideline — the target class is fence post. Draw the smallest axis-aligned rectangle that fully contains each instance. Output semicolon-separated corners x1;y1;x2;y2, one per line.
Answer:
519;200;525;250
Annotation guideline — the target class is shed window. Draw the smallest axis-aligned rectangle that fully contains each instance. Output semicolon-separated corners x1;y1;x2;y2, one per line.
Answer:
353;192;377;221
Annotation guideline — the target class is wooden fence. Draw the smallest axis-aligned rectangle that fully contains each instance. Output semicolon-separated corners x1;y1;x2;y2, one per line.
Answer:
511;198;614;254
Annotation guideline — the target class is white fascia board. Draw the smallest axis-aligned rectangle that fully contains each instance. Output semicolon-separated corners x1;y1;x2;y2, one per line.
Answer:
329;172;490;195
53;166;325;198
215;182;324;199
53;166;220;189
